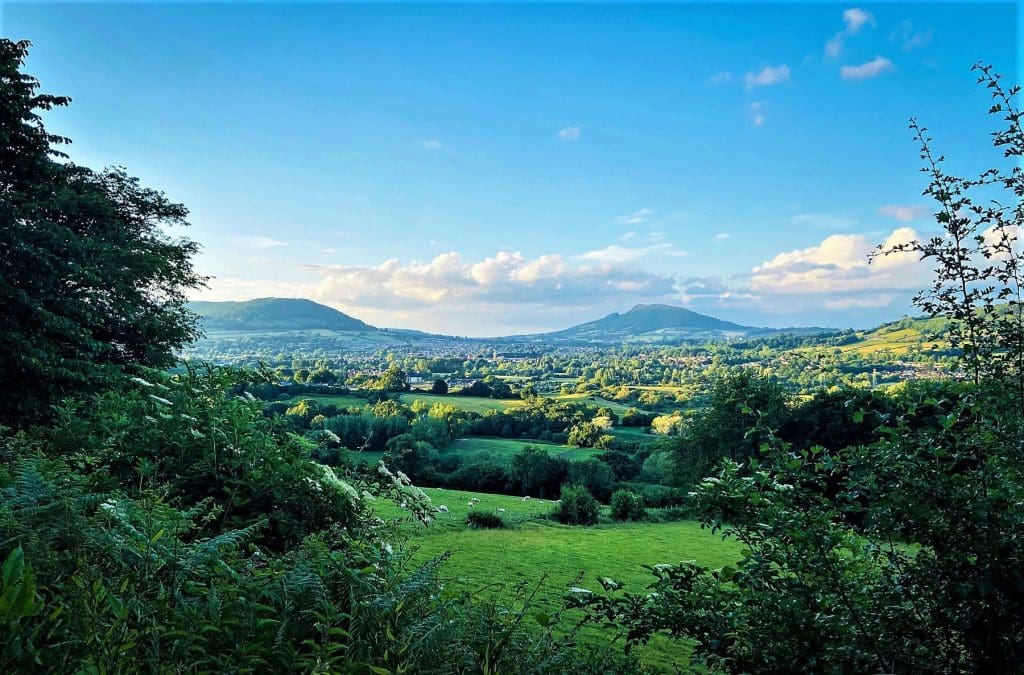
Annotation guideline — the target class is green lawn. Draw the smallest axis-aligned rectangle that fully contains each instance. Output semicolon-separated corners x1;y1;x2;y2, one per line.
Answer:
398;392;521;414
378;487;742;670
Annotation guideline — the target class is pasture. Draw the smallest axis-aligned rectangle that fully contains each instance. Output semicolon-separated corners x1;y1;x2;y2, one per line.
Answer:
397;392;521;414
447;436;604;464
377;487;742;670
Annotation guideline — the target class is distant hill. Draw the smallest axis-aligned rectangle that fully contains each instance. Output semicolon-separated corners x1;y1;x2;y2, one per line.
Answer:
185;298;832;353
189;298;375;333
527;303;778;344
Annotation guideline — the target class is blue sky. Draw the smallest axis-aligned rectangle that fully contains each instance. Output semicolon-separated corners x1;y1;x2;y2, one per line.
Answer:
6;2;1020;335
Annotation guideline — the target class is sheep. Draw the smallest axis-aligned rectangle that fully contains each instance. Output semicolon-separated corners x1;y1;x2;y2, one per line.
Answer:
436;505;449;514
522;496;531;501
467;502;474;510
497;508;506;513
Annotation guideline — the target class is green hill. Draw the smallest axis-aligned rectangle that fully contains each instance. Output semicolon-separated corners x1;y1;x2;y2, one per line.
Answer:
531;303;775;344
189;298;374;332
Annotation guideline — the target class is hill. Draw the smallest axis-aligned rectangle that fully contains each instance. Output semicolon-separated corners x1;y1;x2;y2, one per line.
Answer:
189;298;375;332
524;303;778;344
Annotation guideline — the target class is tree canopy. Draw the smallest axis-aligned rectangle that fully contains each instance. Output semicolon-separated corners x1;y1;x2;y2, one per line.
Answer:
0;39;204;426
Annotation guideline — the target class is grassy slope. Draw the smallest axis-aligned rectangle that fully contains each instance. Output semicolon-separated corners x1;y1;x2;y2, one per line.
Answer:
448;436;604;463
282;394;370;408
398;392;521;414
378;488;742;670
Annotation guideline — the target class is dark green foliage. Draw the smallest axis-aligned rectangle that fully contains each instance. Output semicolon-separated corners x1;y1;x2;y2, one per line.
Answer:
574;66;1024;674
511;446;568;499
670;370;787;486
0;39;204;427
460;380;494;397
553;485;599;526
567;459;615;502
466;510;506;529
430;378;449;394
609;490;645;521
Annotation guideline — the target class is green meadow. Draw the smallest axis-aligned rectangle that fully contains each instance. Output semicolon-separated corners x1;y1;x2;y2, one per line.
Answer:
398;392;522;414
376;487;743;670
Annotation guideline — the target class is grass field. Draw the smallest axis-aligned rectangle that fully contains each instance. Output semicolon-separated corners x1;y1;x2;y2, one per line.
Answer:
377;487;742;670
282;393;369;408
447;436;604;464
398;392;521;414
550;393;635;415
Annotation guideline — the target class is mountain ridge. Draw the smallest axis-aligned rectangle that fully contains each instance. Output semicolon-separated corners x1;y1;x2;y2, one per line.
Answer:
188;297;830;345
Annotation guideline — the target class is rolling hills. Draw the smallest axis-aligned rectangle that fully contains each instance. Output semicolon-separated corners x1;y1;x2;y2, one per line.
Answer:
186;297;833;352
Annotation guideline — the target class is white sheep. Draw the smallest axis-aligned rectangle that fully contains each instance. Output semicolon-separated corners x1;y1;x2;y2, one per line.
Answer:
437;505;449;514
467;502;474;509
497;508;506;513
522;496;531;501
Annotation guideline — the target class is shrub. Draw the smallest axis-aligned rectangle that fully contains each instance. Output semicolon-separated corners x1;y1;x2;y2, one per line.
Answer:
553;486;599;526
609;489;645;521
466;510;506;529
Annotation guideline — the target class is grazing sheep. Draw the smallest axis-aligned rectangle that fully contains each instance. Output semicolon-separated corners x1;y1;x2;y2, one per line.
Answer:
522;496;531;501
437;505;449;513
467;502;474;509
497;508;506;513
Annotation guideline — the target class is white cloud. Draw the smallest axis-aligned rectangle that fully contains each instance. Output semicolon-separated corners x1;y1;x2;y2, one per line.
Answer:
841;56;894;80
750;227;923;299
879;204;930;222
422;139;443;150
557;126;580;141
744;64;790;89
233;236;287;249
750;101;765;127
579;242;687;263
843;8;874;33
615;208;654;225
715;233;732;241
825;8;875;58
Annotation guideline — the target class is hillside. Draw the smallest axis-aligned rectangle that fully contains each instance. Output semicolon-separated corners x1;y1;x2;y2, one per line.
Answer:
190;298;375;333
527;303;776;344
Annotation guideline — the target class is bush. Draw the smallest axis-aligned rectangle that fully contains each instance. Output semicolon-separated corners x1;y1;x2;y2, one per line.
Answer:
609;489;645;521
553;486;599;526
466;510;506;529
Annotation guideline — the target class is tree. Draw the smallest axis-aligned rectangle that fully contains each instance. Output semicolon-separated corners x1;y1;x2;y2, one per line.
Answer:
574;64;1024;674
373;365;408;392
511;446;568;499
670;370;787;486
0;39;204;426
567;459;615;502
430;378;448;394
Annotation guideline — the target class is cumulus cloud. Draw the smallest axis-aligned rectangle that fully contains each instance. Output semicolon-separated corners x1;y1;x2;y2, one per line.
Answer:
615;208;654;225
301;250;678;329
750;227;923;301
841;56;894;80
744;64;790;89
879;204;930;222
233;236;287;249
557;126;581;141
